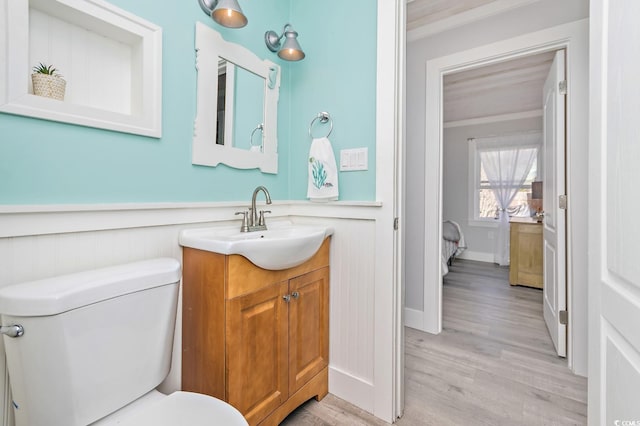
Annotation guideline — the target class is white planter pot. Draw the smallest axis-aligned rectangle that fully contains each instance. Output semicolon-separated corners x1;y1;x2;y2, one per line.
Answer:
31;74;66;100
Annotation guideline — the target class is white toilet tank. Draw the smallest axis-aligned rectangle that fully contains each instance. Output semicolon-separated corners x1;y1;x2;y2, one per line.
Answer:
0;258;182;426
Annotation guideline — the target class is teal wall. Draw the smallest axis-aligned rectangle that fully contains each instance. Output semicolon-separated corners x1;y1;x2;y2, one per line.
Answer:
288;0;377;201
0;0;377;204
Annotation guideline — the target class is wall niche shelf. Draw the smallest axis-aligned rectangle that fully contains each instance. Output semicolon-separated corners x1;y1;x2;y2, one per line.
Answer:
0;0;162;137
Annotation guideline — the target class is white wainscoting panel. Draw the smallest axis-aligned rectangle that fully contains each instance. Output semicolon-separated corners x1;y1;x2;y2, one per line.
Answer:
291;216;377;411
0;203;382;425
0;221;233;287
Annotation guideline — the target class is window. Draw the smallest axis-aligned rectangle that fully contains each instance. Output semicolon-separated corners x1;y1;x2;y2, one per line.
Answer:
468;136;541;226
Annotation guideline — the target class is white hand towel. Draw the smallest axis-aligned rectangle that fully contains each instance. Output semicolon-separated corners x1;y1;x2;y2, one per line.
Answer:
307;137;339;202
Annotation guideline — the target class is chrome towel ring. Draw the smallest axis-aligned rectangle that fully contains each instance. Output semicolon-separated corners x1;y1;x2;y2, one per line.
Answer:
250;123;264;150
309;112;333;138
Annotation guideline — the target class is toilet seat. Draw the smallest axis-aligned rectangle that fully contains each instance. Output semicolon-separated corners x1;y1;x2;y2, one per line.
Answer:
98;391;248;426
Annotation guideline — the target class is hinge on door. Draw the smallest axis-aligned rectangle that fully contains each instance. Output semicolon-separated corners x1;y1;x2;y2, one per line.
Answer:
559;310;568;325
559;80;567;95
393;217;399;230
559;194;568;210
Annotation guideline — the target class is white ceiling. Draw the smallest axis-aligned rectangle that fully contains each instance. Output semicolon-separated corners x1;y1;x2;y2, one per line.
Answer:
406;0;496;32
406;0;555;123
406;0;539;39
443;50;556;123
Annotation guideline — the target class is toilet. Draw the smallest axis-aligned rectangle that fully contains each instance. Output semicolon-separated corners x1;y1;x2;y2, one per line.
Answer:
0;258;248;426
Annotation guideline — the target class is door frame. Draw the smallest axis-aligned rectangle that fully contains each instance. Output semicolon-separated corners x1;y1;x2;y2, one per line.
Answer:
421;19;589;375
373;0;406;422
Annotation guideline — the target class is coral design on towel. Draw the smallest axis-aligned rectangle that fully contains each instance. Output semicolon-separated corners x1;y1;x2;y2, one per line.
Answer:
307;137;339;202
310;158;328;189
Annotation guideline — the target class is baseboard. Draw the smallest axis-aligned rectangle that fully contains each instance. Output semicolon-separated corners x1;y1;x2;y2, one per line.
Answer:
404;307;424;330
328;366;374;415
456;250;494;263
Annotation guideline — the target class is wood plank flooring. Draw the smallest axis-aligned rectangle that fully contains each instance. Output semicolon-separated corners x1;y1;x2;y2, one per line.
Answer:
280;259;587;425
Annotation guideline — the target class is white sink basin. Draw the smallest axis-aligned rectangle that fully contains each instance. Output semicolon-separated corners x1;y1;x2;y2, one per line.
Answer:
179;221;334;270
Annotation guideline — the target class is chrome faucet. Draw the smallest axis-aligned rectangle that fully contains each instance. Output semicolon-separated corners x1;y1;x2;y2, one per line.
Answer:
235;186;272;232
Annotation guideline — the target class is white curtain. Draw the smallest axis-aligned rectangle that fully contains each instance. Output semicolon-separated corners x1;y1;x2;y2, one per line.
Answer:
476;133;540;266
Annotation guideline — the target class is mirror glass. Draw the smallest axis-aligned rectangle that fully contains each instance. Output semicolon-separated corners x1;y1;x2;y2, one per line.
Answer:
193;23;279;173
216;58;265;151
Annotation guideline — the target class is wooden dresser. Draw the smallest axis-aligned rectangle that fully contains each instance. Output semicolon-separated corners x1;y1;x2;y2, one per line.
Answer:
509;218;543;289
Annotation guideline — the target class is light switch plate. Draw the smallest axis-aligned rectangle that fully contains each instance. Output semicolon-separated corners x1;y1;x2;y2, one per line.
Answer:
340;148;368;171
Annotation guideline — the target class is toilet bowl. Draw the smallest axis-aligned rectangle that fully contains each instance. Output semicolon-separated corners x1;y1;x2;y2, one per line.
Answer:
0;258;247;426
92;390;247;425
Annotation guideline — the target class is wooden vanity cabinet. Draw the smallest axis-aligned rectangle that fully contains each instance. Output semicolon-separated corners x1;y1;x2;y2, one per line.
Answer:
182;238;330;426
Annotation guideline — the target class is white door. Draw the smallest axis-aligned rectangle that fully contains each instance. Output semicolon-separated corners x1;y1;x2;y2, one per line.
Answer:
589;0;640;423
542;50;567;357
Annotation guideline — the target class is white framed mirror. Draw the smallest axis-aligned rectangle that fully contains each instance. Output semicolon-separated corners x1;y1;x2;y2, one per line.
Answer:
193;22;280;173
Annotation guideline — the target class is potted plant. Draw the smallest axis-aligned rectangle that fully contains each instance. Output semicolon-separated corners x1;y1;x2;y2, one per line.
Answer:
31;63;66;100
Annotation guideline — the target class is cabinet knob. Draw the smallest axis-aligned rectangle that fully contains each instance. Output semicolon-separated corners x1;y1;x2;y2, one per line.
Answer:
291;291;300;299
282;294;291;302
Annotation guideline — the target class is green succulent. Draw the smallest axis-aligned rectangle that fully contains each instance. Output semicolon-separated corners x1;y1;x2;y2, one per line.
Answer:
32;63;62;77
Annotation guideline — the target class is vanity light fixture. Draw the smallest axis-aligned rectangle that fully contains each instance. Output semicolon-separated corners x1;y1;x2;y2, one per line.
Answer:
265;24;305;61
198;0;247;29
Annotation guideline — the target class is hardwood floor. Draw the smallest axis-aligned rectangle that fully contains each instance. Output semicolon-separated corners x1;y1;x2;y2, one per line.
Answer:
281;259;587;425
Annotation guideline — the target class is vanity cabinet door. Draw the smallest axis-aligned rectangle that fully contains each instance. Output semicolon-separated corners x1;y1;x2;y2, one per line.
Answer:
226;280;289;425
288;267;329;395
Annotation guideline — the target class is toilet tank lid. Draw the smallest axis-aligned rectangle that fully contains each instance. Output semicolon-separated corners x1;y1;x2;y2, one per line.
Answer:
0;258;181;317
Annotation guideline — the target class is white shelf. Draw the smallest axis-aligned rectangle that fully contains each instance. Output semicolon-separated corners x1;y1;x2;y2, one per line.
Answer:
0;0;162;137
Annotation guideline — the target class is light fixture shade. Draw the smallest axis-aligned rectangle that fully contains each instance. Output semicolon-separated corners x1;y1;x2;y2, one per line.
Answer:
209;0;248;28
277;29;305;61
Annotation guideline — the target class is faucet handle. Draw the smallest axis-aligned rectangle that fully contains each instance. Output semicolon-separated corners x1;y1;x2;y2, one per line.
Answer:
258;210;272;227
235;211;250;232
